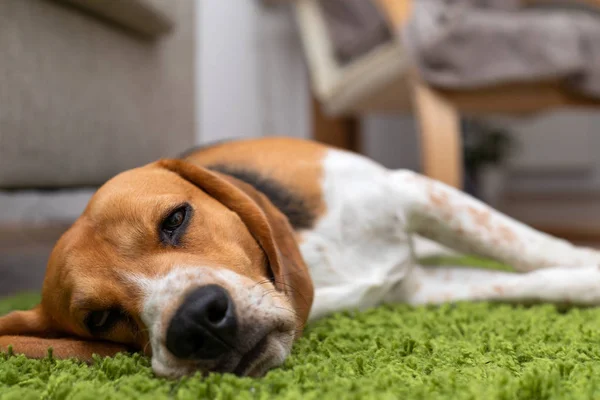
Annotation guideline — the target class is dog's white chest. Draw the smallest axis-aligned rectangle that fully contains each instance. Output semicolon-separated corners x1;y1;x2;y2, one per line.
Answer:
299;150;416;320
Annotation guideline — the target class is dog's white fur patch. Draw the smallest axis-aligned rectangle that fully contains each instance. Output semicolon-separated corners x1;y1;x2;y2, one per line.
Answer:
299;150;416;320
301;149;600;317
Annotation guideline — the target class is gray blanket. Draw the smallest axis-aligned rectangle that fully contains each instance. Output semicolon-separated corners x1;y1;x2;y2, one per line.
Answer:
319;0;392;64
403;0;600;99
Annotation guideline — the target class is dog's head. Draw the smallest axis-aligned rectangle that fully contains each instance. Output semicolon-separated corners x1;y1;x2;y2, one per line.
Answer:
0;160;314;378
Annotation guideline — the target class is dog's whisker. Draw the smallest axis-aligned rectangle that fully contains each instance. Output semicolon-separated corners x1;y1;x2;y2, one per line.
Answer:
142;340;152;355
271;280;311;307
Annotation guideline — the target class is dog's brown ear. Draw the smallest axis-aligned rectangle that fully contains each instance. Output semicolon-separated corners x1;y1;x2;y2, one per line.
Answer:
158;159;315;331
0;307;128;362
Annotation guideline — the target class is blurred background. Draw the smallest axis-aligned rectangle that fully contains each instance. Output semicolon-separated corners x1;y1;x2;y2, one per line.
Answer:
2;0;600;296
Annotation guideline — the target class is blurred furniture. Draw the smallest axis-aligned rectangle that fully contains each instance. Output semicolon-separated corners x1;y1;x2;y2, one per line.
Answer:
295;0;600;189
0;0;195;296
0;0;195;189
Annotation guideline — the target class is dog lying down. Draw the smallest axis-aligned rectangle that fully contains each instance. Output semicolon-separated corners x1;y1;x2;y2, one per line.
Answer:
2;137;600;378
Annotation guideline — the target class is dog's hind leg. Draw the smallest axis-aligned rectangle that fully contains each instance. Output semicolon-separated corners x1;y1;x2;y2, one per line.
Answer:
389;170;600;272
388;264;600;307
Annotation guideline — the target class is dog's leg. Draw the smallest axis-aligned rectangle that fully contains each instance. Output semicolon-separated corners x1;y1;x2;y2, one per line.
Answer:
394;264;600;306
390;170;600;271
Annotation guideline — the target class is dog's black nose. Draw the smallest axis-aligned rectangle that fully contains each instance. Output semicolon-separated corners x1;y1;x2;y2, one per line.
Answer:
166;285;237;360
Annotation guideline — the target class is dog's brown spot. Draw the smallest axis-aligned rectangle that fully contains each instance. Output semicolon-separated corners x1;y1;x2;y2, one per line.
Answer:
428;188;455;222
492;285;504;295
430;190;450;208
491;237;502;248
467;207;491;229
498;225;517;244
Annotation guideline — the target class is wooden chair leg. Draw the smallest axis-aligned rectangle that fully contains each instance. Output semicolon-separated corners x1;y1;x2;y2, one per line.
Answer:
311;97;360;153
411;79;463;189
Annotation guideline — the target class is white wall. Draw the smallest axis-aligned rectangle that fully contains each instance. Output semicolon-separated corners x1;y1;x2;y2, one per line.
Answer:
197;1;262;142
197;1;311;144
496;111;600;193
361;115;421;170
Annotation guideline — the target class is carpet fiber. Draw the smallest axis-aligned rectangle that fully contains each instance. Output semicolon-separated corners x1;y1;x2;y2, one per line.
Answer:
2;257;600;399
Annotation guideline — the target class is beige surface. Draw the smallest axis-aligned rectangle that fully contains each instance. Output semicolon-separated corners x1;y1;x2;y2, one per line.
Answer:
412;78;463;188
0;0;195;188
376;0;412;27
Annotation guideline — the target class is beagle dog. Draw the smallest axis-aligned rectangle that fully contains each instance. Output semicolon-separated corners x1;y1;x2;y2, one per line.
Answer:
2;137;600;378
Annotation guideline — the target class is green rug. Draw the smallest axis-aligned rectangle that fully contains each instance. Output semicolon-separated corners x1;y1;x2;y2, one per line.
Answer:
2;257;600;400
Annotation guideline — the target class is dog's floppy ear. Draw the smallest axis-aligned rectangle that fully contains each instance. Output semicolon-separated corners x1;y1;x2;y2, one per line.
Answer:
0;306;129;362
158;159;315;331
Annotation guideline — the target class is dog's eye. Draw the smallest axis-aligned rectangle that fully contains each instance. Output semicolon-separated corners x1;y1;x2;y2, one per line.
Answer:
90;310;110;327
159;204;192;246
85;309;119;334
162;207;187;232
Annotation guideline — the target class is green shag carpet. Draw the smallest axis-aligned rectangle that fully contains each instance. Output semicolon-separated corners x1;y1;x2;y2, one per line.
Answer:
2;256;600;399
